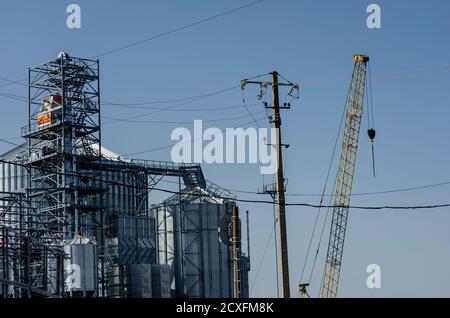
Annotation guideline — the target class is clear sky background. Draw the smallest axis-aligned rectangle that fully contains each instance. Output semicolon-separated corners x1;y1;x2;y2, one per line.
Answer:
1;0;450;297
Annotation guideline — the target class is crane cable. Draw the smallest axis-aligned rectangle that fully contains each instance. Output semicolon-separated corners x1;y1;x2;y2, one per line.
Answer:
367;61;377;178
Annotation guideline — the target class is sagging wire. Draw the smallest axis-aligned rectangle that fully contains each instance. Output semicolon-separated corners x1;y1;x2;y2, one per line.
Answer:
240;73;272;129
257;83;272;120
298;69;349;296
249;224;276;295
241;89;262;129
241;74;270;189
278;71;300;108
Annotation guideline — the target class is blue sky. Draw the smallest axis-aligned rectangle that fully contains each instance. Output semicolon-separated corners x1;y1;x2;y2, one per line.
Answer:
1;0;450;297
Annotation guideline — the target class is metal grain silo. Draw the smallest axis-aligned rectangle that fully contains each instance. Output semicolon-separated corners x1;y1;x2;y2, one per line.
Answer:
151;186;249;298
64;235;98;297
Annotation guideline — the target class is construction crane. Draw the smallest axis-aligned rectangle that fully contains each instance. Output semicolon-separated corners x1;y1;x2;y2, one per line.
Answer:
320;54;370;298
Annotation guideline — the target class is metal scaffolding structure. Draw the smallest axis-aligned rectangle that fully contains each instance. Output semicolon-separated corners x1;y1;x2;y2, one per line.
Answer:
20;53;103;296
1;152;215;297
0;182;70;297
0;53;249;298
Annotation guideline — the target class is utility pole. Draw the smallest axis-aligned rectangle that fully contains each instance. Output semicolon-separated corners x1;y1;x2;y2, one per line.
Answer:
271;71;290;298
231;205;241;298
241;72;299;298
246;210;251;271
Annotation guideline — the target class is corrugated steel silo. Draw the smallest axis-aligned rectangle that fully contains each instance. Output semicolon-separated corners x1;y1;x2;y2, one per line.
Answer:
151;187;249;298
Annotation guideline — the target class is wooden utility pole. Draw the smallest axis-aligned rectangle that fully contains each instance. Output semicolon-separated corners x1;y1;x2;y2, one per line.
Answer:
231;205;241;298
240;72;298;298
271;71;290;298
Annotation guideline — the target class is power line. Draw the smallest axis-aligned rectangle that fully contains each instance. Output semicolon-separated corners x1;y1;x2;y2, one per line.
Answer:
102;80;264;124
308;187;334;285
0;0;263;100
2;135;450;201
0;92;27;103
0;139;45;154
123;116;268;156
102;109;266;124
1;61;450;107
298;82;348;285
103;99;196;125
105;102;260;111
249;225;275;294
0;83;259;117
0;76;28;87
372;63;450;81
93;0;267;58
219;179;450;198
242;90;262;128
103;86;239;106
0;137;23;148
103;90;245;125
1;157;450;211
0;85;240;112
0;77;27;90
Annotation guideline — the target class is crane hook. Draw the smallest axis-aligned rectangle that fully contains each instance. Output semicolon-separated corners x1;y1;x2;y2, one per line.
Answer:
368;128;376;141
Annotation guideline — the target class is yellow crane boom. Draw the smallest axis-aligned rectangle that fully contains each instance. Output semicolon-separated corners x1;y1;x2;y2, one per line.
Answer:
321;54;369;298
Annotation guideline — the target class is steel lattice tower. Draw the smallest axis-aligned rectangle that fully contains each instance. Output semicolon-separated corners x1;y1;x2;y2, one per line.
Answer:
321;54;369;298
23;53;103;296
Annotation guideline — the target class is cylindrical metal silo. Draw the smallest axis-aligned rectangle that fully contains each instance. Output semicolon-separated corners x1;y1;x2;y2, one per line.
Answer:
151;188;246;298
63;235;98;297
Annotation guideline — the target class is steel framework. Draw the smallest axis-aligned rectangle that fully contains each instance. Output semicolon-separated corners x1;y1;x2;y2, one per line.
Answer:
1;154;209;297
21;53;103;296
0;190;62;297
1;53;243;298
321;54;369;298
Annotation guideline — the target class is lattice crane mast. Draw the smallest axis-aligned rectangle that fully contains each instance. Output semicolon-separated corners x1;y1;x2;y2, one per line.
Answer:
320;54;370;298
